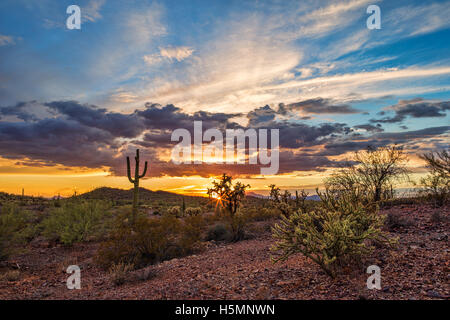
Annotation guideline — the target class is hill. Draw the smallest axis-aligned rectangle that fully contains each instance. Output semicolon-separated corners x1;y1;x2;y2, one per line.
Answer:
78;187;210;209
79;187;180;201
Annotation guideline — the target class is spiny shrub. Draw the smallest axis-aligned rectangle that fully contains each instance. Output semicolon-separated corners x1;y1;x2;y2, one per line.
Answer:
167;206;182;217
96;214;204;269
0;204;37;261
271;205;392;278
206;223;229;241
108;262;134;286
41;200;112;246
185;207;202;216
420;149;449;207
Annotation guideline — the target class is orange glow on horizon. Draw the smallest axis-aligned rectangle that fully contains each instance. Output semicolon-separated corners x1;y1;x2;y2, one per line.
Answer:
0;155;430;198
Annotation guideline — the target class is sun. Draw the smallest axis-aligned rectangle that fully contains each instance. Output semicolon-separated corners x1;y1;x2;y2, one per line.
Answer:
211;192;220;200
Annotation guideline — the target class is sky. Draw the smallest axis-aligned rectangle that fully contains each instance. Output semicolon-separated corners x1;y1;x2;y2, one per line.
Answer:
0;0;449;197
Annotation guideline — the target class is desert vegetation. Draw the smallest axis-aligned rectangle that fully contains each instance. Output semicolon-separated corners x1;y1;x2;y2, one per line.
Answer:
0;146;448;299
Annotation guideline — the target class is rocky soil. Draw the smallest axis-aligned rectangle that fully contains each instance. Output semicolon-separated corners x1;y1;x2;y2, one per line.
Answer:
0;204;448;300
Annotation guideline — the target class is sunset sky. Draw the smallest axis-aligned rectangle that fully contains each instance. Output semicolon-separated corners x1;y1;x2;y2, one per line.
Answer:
0;0;449;197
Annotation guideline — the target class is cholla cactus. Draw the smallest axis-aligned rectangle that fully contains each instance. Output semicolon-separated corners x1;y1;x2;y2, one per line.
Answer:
185;207;202;216
127;149;148;225
167;206;182;217
271;206;391;278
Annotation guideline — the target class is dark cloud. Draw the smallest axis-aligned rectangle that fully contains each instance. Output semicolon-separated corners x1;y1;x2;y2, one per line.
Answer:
280;98;361;115
247;105;277;126
0;98;448;178
136;103;242;132
0;118;119;168
277;122;352;148
371;98;450;123
321;126;450;156
44;101;145;138
354;123;384;133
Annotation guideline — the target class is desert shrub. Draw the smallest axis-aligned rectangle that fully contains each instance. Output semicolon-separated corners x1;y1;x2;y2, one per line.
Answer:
185;207;202;216
0;204;37;261
178;215;205;254
108;262;133;286
419;174;449;207
41;200;112;246
419;150;449;207
0;270;21;282
246;207;279;221
271;205;392;278
206;223;229;241
167;206;182;217
325;146;408;205
268;186;311;216
226;211;248;242
96;214;203;269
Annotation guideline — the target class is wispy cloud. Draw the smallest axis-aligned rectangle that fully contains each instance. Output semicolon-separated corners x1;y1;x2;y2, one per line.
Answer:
385;2;450;37
126;4;167;47
82;0;106;23
294;0;375;38
0;34;16;46
143;46;194;65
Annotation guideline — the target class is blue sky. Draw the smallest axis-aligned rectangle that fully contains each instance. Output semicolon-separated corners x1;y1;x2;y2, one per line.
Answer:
0;0;449;195
1;0;449;115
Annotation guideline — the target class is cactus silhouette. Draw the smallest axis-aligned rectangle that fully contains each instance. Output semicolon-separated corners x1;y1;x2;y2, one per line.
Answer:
182;197;186;215
127;149;148;225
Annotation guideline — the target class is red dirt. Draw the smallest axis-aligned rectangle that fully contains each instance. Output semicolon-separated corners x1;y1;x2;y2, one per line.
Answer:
0;204;448;300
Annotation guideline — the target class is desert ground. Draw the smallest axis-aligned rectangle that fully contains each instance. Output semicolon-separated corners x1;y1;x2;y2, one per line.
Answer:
1;200;448;300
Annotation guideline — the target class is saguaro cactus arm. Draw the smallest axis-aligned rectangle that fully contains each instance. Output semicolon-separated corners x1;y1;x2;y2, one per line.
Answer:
126;156;135;183
139;161;148;178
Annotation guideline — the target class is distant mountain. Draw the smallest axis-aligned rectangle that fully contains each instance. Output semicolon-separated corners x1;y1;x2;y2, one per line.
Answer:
79;187;199;201
306;195;321;201
246;192;321;201
246;192;269;199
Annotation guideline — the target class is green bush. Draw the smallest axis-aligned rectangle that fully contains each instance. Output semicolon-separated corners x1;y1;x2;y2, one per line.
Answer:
271;204;393;278
96;214;203;269
0;204;37;261
41;200;112;245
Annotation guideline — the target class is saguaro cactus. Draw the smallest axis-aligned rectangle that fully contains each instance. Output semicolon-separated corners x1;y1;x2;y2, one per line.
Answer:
127;149;148;225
